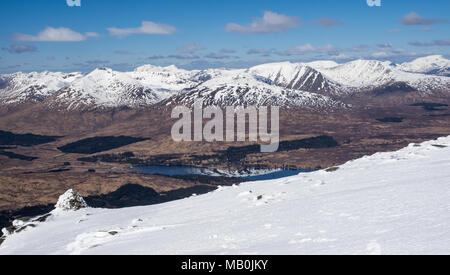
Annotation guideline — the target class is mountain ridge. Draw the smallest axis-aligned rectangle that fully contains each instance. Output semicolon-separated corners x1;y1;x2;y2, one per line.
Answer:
0;55;449;109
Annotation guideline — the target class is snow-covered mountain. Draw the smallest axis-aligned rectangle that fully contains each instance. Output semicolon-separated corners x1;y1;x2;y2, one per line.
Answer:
0;71;83;105
249;62;343;96
130;64;202;91
164;69;345;108
398;55;450;77
49;68;169;110
0;55;449;109
314;59;450;94
1;136;449;255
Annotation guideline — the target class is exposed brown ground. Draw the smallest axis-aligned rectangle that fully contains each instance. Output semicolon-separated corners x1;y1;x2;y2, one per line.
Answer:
0;100;449;211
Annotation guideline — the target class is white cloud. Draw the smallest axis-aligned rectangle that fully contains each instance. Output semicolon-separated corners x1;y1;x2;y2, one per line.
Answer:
108;21;176;37
400;12;446;25
328;53;351;60
226;11;300;34
12;27;96;42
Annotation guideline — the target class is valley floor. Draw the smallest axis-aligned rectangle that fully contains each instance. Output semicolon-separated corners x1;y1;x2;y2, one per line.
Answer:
1;136;449;255
1;105;450;213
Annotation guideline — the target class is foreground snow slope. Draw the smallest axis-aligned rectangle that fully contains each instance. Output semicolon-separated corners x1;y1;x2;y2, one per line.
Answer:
1;137;450;255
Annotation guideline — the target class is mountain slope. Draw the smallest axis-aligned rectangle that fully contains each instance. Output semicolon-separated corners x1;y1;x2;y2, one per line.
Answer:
249;62;343;96
316;59;450;94
0;71;83;105
164;69;345;108
1;136;449;255
129;64;202;91
48;68;171;110
1;55;449;109
398;55;450;77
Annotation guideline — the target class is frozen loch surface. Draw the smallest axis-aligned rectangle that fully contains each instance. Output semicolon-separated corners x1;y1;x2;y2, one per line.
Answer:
1;137;450;255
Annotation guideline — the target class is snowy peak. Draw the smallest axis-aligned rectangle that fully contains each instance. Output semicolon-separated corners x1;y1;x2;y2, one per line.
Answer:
51;68;165;110
398;55;450;76
314;57;450;93
250;62;342;95
1;55;449;109
0;71;83;104
130;64;200;91
321;59;394;88
133;64;184;73
165;69;345;108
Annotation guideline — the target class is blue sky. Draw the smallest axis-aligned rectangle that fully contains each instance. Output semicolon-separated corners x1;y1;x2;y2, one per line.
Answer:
0;0;449;73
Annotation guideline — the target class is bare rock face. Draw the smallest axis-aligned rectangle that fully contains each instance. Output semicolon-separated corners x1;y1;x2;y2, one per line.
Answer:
55;189;88;211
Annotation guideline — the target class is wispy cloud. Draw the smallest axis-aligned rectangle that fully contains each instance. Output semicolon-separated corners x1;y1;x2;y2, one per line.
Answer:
350;45;370;52
368;51;419;60
85;32;99;38
114;50;135;55
167;54;200;60
205;52;236;59
370;52;393;59
327;53;352;60
226;11;300;34
108;21;176;37
2;44;37;54
400;12;447;25
181;59;270;70
376;43;393;49
110;63;136;71
72;60;111;71
12;27;97;42
419;27;433;32
284;44;338;55
177;43;204;53
147;55;166;60
387;29;402;33
74;60;108;65
246;48;278;56
219;49;236;54
312;17;343;27
409;38;450;47
85;60;110;65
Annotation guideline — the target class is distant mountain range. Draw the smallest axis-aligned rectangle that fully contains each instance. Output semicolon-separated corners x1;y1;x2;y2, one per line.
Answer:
0;55;449;110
